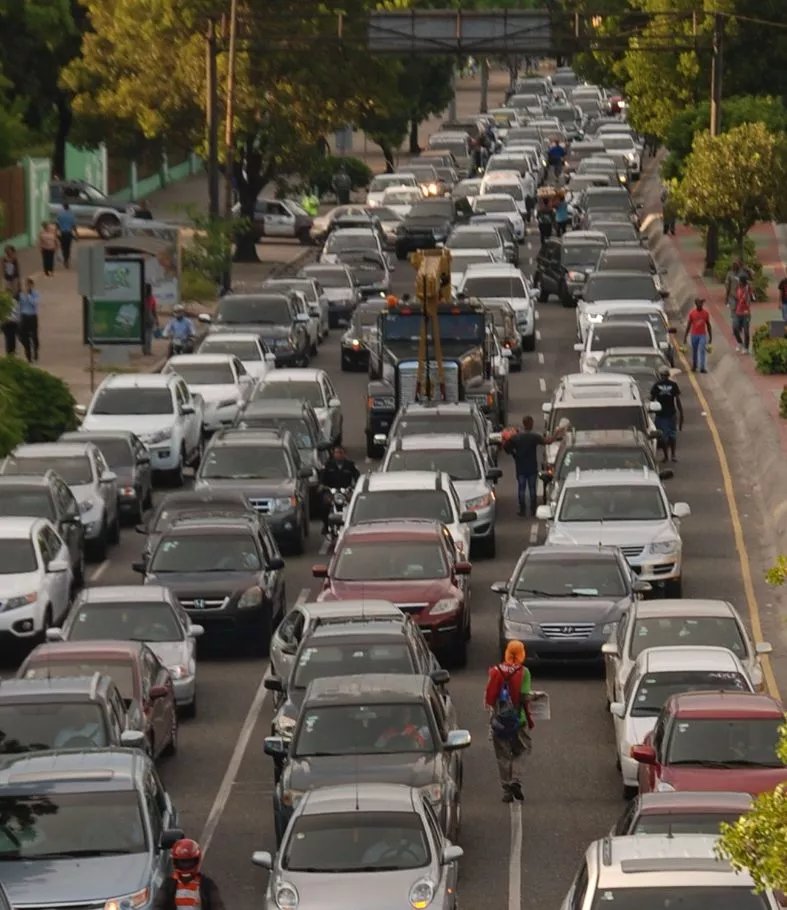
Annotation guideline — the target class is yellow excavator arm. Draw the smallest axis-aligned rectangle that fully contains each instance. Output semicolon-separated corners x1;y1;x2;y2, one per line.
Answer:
408;249;452;401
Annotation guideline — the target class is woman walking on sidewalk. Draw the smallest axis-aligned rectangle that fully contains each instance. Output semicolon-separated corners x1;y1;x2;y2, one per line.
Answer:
3;245;21;296
38;222;58;276
683;297;712;373
18;278;40;362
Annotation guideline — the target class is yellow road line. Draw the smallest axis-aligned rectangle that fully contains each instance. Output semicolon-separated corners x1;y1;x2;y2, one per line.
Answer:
674;344;780;698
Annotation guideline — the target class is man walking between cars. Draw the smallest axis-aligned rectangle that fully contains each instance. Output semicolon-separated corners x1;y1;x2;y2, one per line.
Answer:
683;297;712;374
504;415;564;517
332;164;351;205
484;640;534;803
650;365;683;464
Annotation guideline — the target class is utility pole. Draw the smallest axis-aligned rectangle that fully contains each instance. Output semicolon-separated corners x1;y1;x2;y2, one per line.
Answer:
205;18;219;218
705;12;724;271
479;58;489;113
221;0;238;292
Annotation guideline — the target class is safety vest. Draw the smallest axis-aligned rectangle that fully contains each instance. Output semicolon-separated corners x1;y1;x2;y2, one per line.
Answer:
175;878;201;910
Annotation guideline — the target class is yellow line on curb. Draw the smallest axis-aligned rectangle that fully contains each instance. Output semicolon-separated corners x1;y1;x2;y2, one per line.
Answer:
674;344;780;699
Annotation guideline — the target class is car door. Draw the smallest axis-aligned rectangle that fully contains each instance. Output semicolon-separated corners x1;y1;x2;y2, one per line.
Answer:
322;375;341;442
175;381;199;455
614;665;639;753
93;447;117;524
142;647;171;755
54;478;83;568
269;607;306;679
68;186;95;228
257;529;283;621
40;525;70;618
264;201;295;237
607;608;630;703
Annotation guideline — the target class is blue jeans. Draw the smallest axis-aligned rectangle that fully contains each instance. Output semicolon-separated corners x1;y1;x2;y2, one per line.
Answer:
516;473;538;515
691;334;707;371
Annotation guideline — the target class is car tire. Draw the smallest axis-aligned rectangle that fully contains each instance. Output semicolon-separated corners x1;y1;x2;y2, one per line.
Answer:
95;214;120;240
108;511;121;545
665;577;683;597
41;605;53;642
522;334;536;352
73;548;85;588
163;713;178;758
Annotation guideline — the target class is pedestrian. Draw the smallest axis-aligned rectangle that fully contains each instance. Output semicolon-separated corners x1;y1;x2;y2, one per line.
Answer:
38;221;57;276
18;277;40;363
2;245;20;296
523;171;536;224
724;258;745;316
546;140;565;182
650;365;684;463
484;640;534;803
143;283;158;355
733;274;754;354
55;203;77;269
2;292;19;355
503;415;565;517
554;191;571;237
661;188;676;236
683;297;712;373
332;164;351;205
778;272;787;323
536;195;554;246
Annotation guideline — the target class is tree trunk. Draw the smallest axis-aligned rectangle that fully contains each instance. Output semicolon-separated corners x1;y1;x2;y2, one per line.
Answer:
53;94;72;179
233;143;273;263
409;120;420;155
737;229;746;262
378;140;395;173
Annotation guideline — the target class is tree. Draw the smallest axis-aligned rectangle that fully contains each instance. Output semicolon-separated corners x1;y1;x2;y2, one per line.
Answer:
672;123;787;259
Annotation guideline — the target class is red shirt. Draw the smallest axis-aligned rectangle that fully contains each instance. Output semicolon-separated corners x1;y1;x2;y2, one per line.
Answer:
735;286;753;316
688;308;710;336
145;294;157;314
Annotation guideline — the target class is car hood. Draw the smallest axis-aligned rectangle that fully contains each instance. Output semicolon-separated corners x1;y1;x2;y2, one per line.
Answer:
386;204;413;218
144;570;258;597
82;414;176;437
194;478;296;497
147;640;190;669
503;595;625;625
285;752;441;791
319;578;455;604
662;765;787;797
0;572;44;601
186;383;239;405
546;519;677;548
280;867;426;910
452;478;490;505
3;853;151;906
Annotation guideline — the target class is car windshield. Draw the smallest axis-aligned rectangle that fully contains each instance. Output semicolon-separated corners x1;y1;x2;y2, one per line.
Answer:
450;252;492;272
90;387;174;416
552;405;647;434
333;540;448;581
600;252;651;271
585;190;631;209
631;670;751;717
295;703;434;756
406;168;439;183
0;703;109;753
409;201;451;219
22;659;135;701
0;790;147;859
201;339;261;361
82;439;134;468
558;484;666;521
462;276;527;298
604;136;635;150
327;233;377;253
552;107;578;123
632;811;749;835
351;490;453;524
630;616;747;659
293;642;415;690
590;887;768;910
283;811;430;873
599;223;639;242
590;326;654;351
150;503;250;532
384;189;420;204
345;258;386;284
306;269;352;289
4;456;93;485
385;449;480;480
448;231;499;250
256;381;324;407
199;445;290;480
486;183;524;200
666;717;783;767
167;362;235;385
217;296;291;325
67;602;183;643
563;244;605;268
370;175;407;192
558;446;651;480
603;313;667;339
476;197;517;214
0;490;54;521
583;275;658;301
598;354;665;376
151;533;261;573
514;555;626;597
0;539;37;574
243;417;313;449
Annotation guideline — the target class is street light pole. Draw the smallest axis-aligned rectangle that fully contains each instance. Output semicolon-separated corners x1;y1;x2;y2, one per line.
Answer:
705;12;724;271
205;18;219;218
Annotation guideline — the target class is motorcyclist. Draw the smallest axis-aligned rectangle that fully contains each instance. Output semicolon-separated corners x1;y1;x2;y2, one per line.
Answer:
319;444;360;534
153;838;225;910
162;304;197;356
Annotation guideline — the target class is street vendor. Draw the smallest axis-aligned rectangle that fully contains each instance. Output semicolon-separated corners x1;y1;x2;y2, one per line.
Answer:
547;140;566;180
536;189;555;245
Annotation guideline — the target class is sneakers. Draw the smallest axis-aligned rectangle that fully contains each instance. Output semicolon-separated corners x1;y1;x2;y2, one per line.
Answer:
509;782;524;801
502;788;514;803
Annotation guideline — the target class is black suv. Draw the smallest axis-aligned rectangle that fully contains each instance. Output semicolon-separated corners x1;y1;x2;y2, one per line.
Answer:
200;292;310;367
0;472;86;585
194;428;312;553
395;197;472;259
134;516;286;653
534;236;608;306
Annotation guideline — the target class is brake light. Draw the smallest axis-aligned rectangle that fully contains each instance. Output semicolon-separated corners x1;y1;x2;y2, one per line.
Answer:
367;397;374;409
400;308;411;315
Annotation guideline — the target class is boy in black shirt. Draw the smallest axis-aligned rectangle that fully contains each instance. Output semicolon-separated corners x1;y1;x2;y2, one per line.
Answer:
650;365;684;463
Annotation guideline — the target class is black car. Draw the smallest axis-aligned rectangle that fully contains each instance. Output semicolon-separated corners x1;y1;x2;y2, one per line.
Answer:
338;249;391;299
596;246;664;286
395;197;471;259
484;299;523;368
534;237;608;305
134;516;286;652
341;301;381;372
385;401;497;465
589;219;642;246
193;428;312;553
0;472;86;585
580;269;662;304
60;430;152;524
299;263;360;329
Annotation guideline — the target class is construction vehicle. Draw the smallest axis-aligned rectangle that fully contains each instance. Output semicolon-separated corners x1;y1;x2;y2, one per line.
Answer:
364;248;500;458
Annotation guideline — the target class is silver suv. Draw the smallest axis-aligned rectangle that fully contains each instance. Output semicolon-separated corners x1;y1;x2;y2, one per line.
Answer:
49;180;141;239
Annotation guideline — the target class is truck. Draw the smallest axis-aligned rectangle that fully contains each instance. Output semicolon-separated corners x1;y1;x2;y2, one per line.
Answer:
364;249;501;459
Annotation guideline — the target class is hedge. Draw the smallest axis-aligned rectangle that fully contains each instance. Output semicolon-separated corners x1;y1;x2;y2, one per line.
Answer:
780;386;787;419
754;336;787;375
307;155;374;198
0;359;79;453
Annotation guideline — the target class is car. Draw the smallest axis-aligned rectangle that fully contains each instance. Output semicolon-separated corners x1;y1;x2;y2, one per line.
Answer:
594;348;673;398
579;270;661;310
596;245;667;293
579;186;641;227
49;178;142;238
397;163;443;197
602;598;772;705
597;306;676;365
0;673;145;751
252;783;463;909
59;430;152;524
448;177;483;205
198;291;311;368
395;197;469;259
574;320;661;373
590;219;642;246
2;441;119;560
534;236;608;306
466;216;521;265
382;401;497;466
446;224;506;263
197;331;277;380
484;298;524;369
236;197;313;243
457;263;537;349
253;368;343;447
264;277;330;344
309;204;374;244
492;544;649;662
75;373;205;486
193;427;312;552
299;263;360;329
566;174;613;195
610;790;753;836
366;172;419;206
369;205;406;249
340;300;381;371
575;154;627;187
336;248;392;300
631;690;787;797
379;434;501;557
600;132;643;179
47;585;204;716
133;516;286;651
265;673;470;842
428;129;474;174
448;249;496;290
611;646;755;797
0;472;86;585
546;103;584;139
538;468;689;595
380;185;425;218
278;287;320;356
18;640;178;760
320;227;384;265
314;520;472;664
0;748;184;910
561;833;781;910
473;191;527;239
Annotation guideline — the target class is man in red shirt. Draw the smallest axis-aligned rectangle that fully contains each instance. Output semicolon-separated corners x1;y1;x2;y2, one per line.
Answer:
733;274;754;353
683;297;712;373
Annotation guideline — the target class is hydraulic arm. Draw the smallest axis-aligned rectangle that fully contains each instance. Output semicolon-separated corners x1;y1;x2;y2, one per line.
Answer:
408;248;452;401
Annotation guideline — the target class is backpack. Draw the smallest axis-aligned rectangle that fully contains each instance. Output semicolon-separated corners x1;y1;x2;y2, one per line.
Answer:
491;668;522;739
736;284;752;314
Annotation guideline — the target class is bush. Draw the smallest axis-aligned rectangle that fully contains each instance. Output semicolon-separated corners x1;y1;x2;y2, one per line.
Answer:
752;323;770;355
0;382;24;457
754;337;787;375
0;359;79;443
306;155;373;198
180;269;217;304
780;386;787;419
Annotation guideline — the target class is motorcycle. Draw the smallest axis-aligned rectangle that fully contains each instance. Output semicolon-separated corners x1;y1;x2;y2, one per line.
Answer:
170;335;196;357
326;487;352;541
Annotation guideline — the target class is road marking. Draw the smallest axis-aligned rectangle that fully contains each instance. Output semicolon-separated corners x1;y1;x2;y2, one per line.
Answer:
674;346;780;698
318;537;330;555
538;377;546;392
508;803;523;910
528;523;538;544
535;329;541;342
88;560;110;583
534;309;539;320
537;352;544;365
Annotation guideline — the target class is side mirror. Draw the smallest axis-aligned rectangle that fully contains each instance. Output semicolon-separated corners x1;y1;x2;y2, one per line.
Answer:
658;469;674;481
444;729;472;752
573;342;584;352
263;736;287;757
298;467;313;479
137;454;151;465
601;642;618;656
189;624;205;638
430;669;450;686
442;844;464;864
181;403;195;415
459;510;477;524
120;730;146;749
630;743;656;764
609;702;625;718
454;561;472;575
100;470;117;484
328;397;341;408
198;314;212;324
45;627;65;642
75;404;87;417
535;504;553;520
264;352;277;363
660;289;670;298
47;558;70;573
312;564;329;578
150;684;169;700
671;502;691;518
633;580;652;594
264;676;285;693
501;348;512;359
135;523;147;534
756;642;773;655
486;468;503;481
251;850;274;870
267;556;286;571
490;581;508;594
132;561;146;574
161;828;185;849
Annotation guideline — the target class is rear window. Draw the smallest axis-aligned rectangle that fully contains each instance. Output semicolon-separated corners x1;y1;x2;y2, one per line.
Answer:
583;274;658;302
552;405;646;434
589;325;654;351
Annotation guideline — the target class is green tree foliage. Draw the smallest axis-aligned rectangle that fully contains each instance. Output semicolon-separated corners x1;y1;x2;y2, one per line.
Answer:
0;359;78;445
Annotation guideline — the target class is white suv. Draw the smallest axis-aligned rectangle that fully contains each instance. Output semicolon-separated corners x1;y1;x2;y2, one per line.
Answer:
537;467;690;595
77;373;204;486
574;320;660;373
458;263;537;350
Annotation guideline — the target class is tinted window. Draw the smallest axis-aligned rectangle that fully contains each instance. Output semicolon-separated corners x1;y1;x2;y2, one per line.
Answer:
552;405;647;433
585;190;631;209
598;223;639;242
632;811;748;835
599;252;651;272
666;718;782;767
166;362;235;385
352;490;453;524
0;702;109;751
199;445;290;479
0;490;54;520
447;231;499;250
562;244;605;268
334;541;448;581
631;670;750;717
0;539;37;574
461;276;527;299
475;197;517;215
216;296;291;325
200;339;262;360
630;617;747;659
449;252;492;271
81;438;134;468
584;275;658;302
304;268;352;289
325;233;377;253
91;387;174;416
513;555;626;597
558;484;666;521
23;660;135;701
293;643;415;689
589;888;768;910
4;456;92;485
68;602;183;643
589;325;654;351
558;446;651;480
295;703;434;756
150;533;260;573
386;449;480;480
150;502;251;532
242;417;313;449
256;380;324;407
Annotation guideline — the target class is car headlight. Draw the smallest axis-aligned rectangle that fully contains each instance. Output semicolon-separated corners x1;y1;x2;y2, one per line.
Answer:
655;781;675;792
145;429;171;445
275;715;297;738
369;396;395;410
600;622;617;636
627;152;637;161
430;598;460;617
79;498;97;514
275;883;299;910
281;789;304;808
104;889;149;910
427;183;438;195
5;593;36;610
503;611;535;634
272;496;297;512
346;338;361;349
465;493;492;510
567;271;585;281
650;539;679;555
167;664;190;680
409;879;435;910
238;585;264;608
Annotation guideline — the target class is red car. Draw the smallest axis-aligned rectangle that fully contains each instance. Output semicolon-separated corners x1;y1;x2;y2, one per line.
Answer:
313;519;471;665
611;790;752;836
632;690;787;797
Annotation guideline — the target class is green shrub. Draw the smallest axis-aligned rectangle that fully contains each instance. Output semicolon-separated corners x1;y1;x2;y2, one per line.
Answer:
0;287;12;324
307;156;373;198
753;323;770;355
0;359;78;443
780;386;787;419
0;381;24;457
754;337;787;375
180;269;217;304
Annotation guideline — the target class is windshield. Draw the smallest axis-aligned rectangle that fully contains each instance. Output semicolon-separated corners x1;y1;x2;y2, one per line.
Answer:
334;540;448;581
590;888;768;910
563;244;605;268
385;449;480;480
0;490;54;521
0;539;37;574
666;717;783;767
351;490;453;524
293;642;415;690
326;233;377;253
4;456;92;485
255;380;324;407
305;268;352;289
200;339;261;360
600;252;651;271
151;533;260;573
475;197;517;214
90;387;174;416
590;326;654;351
370;176;408;192
632;670;751;717
244;417;313;449
67;602;183;643
585;190;631;209
217;296;291;325
283;811;430;873
384;189;420;205
409;201;451;219
632;812;749;836
604;136;635;150
199;445;290;480
603;313;667;339
558;446;651;480
0;790;147;859
397;416;476;438
150;502;250;532
630;617;747;659
23;660;135;701
82;439;134;468
485;183;524;200
447;231;499;251
552;405;647;433
558;484;666;521
599;223;639;242
584;275;658;302
514;556;626;597
598;354;665;375
0;703;109;753
383;313;484;344
167;362;235;385
345;259;386;284
295;703;434;757
462;276;527;299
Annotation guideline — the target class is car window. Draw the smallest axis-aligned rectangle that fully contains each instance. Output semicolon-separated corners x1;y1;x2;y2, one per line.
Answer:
145;773;163;845
40;526;62;563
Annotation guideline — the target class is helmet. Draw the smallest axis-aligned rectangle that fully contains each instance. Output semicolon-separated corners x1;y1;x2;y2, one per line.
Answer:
171;838;202;878
173;304;185;316
658;364;670;378
386;294;398;307
500;426;518;446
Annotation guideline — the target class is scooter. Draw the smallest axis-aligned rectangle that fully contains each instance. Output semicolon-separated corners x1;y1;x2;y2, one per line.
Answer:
326;487;352;541
170;336;195;356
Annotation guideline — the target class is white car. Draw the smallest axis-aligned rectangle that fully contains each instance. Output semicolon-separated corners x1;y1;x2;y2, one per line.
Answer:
319;228;384;266
451;178;483;204
458;263;537;349
602;598;772;706
574;320;660;372
478;173;528;219
162;353;255;436
366;173;418;207
448;249;495;290
600;132;642;178
380;185;423;218
577;297;664;344
446;225;506;263
197;332;277;380
0;517;72;641
537;468;690;595
471;194;525;241
611;645;755;797
76;373;204;486
253;368;342;446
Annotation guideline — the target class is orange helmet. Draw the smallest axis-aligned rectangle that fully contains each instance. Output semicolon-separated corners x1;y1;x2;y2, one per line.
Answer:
172;838;202;879
386;294;398;307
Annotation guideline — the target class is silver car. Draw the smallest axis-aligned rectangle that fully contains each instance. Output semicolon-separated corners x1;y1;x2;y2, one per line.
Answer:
379;433;501;558
252;368;343;447
251;784;462;910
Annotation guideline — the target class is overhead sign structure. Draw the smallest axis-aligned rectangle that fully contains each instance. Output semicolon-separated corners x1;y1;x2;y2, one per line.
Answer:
84;257;145;346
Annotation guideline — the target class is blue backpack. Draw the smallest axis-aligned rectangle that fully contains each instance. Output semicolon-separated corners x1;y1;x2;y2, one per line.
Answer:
491;672;522;739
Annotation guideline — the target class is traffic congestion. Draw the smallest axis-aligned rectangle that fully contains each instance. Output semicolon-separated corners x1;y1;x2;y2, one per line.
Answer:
0;65;780;910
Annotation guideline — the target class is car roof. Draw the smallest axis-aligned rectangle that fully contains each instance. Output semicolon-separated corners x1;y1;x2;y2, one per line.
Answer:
99;373;177;389
0;475;52;489
599;833;751;882
587;270;653;280
306;620;410;644
301;782;417;815
25;640;146;660
200;332;262;344
364;470;448;491
76;585;173;604
635;646;743;674
0;748;149;791
299;600;402;621
564;428;650;447
0;516;42;537
12;442;93;458
0;675;115;701
61;430;135;443
635;599;736;619
562;467;663;488
261;368;326;383
342;520;446;544
157;517;257;535
636;791;753;814
166;353;236;366
391;433;478;452
210;429;285;447
668;690;783;717
304;673;431;703
526;544;621;561
584;186;629;195
240;399;311;416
